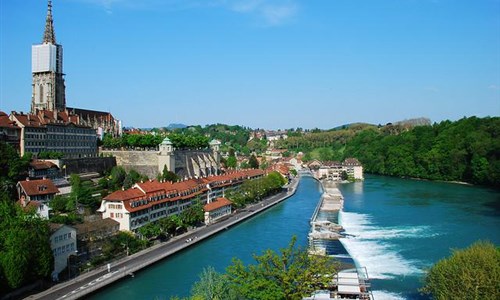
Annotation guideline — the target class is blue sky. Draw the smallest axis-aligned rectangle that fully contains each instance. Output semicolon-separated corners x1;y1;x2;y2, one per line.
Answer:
1;0;499;129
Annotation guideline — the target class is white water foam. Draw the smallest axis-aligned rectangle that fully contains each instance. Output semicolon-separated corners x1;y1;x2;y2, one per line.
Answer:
372;290;406;300
339;211;425;280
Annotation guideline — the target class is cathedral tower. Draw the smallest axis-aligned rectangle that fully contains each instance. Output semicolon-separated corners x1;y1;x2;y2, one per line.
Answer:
31;0;66;113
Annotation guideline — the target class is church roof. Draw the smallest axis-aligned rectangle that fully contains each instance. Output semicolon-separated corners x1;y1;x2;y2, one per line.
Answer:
67;107;114;118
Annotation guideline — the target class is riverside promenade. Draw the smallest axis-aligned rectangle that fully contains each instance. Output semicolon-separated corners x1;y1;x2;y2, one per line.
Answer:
26;177;299;300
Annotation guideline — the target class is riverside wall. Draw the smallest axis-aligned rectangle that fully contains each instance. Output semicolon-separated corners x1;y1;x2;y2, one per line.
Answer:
99;150;158;178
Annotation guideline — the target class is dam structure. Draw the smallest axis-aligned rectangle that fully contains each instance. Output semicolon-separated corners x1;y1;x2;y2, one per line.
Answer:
307;176;373;300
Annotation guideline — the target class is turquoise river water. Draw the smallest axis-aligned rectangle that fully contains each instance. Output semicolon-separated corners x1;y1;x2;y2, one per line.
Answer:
90;175;499;300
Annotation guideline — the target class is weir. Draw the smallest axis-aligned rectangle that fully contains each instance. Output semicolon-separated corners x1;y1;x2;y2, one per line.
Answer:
307;178;374;300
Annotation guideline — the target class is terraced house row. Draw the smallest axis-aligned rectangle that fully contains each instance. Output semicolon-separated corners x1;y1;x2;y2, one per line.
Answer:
98;169;265;231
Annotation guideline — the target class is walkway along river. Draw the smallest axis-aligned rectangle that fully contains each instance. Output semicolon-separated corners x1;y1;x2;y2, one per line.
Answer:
27;177;300;300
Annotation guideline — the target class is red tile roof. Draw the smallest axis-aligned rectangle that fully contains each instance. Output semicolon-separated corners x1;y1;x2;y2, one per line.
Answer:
18;179;59;196
0;111;19;128
30;160;59;170
204;197;232;212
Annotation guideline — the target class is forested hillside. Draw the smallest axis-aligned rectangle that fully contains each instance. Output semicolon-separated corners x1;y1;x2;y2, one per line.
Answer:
281;117;500;187
344;117;499;186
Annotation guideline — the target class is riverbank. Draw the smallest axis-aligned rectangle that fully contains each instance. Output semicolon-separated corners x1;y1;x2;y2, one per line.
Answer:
25;177;300;300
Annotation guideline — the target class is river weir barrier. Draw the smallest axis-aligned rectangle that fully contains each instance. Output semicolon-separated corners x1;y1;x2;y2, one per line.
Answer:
27;178;300;300
306;178;374;300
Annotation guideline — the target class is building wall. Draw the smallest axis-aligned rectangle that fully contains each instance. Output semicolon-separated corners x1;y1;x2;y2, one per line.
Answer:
45;124;96;157
102;149;221;180
21;126;47;156
204;205;232;224
100;202;130;231
60;157;116;175
353;166;364;180
51;225;77;279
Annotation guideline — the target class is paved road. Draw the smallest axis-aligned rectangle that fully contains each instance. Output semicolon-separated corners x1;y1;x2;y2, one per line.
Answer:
27;178;299;300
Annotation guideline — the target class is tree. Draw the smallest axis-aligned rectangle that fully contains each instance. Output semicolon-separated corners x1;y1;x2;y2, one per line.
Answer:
68;174;95;209
159;215;185;235
50;195;70;213
0;201;53;292
421;241;500;300
159;165;178;182
226;236;338;300
137;222;162;240
109;166;127;191
0;142;30;200
226;156;237;169
180;200;204;226
248;154;259;169
190;267;239;300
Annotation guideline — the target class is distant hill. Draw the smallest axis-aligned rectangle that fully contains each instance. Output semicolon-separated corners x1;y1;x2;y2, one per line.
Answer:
166;123;188;129
393;117;431;127
329;122;377;131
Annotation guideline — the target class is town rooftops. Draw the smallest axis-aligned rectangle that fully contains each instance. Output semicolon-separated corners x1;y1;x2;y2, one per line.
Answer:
18;178;59;196
343;158;361;166
103;169;265;206
0;111;19;128
204;197;233;212
9;110;86;128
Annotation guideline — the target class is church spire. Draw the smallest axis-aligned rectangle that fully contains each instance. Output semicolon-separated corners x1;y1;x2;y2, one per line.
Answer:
43;0;56;44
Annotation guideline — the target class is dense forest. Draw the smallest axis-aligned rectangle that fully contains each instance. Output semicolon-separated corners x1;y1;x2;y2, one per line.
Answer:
343;117;499;186
279;117;500;187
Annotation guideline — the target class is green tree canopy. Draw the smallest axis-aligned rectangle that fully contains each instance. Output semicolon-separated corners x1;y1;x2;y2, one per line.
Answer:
248;154;259;169
190;266;239;300
421;241;500;300
0;201;53;292
226;236;338;300
0;142;30;200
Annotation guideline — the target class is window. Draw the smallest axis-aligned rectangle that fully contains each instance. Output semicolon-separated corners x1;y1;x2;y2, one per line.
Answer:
110;212;114;218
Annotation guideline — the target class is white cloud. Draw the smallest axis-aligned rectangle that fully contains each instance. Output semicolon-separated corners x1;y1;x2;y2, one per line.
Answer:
488;84;500;90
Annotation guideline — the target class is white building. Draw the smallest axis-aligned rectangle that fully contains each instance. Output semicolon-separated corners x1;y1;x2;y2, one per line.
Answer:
50;224;77;281
98;169;264;231
204;197;233;225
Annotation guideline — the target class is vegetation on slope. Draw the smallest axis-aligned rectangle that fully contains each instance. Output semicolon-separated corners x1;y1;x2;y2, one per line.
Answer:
421;241;500;300
278;117;499;187
343;117;500;186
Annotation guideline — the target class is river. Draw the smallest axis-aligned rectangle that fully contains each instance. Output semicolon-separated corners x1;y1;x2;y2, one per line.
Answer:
90;175;499;300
